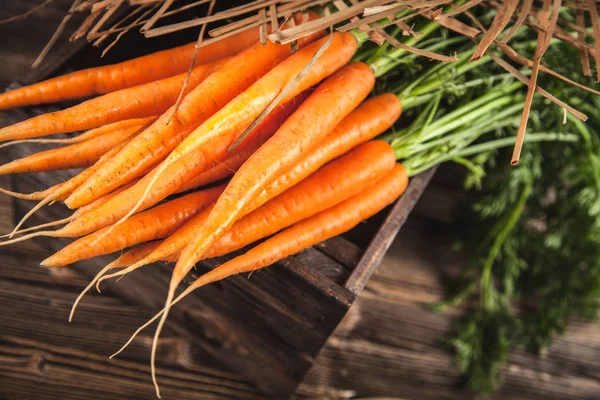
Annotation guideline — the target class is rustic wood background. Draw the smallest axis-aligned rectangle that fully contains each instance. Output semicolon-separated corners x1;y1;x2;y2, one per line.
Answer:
1;1;600;399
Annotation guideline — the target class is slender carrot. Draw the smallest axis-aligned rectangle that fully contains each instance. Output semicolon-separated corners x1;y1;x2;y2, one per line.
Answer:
0;27;261;110
64;14;322;208
0;117;155;149
101;141;396;283
141;164;408;389
173;61;373;292
59;91;310;238
0;123;143;175
0;59;224;141
41;184;225;267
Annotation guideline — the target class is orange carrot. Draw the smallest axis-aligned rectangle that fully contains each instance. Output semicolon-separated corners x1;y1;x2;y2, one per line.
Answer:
173;61;373;293
0;117;155;149
101;141;396;283
64;14;322;208
0;123;143;175
0;28;261;110
135;164;409;385
59;91;311;238
41;184;225;267
0;60;224;141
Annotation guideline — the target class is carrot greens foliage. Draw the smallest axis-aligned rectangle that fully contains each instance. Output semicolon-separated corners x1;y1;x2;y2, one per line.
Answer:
362;24;600;394
427;44;600;393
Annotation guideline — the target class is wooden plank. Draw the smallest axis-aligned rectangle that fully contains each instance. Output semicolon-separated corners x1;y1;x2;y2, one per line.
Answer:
345;167;438;295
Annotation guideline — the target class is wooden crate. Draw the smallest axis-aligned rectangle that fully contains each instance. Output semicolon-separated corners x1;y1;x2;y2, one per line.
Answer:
1;35;435;397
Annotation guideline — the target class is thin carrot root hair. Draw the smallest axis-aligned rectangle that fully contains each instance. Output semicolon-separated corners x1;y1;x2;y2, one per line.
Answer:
0;216;70;239
96;258;148;290
0;229;61;246
111;281;195;359
9;194;57;238
0;138;82;149
0;186;54;200
70;263;116;322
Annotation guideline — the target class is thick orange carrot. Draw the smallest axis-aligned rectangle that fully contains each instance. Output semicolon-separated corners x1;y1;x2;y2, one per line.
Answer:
146;163;409;390
0;28;261;110
41;184;225;267
60;91;310;238
0;117;155;149
0;123;143;175
64;14;322;208
174;61;373;287
102;141;396;282
0;60;225;141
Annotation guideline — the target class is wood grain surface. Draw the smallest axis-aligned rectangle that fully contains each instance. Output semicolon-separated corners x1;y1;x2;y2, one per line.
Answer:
1;2;599;400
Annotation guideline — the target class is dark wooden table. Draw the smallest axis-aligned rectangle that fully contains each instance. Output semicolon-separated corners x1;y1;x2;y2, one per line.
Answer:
1;2;600;399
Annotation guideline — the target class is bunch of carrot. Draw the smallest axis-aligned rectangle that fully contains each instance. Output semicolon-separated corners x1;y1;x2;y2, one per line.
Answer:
0;14;412;397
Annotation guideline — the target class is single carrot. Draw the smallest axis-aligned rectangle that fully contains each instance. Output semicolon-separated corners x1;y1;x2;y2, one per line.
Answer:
41;184;225;267
0;123;143;175
64;14;322;208
172;61;373;297
0;117;155;149
59;91;311;238
0;27;261;110
100;141;396;283
139;164;409;387
0;60;224;141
